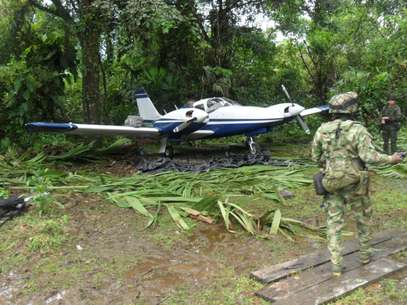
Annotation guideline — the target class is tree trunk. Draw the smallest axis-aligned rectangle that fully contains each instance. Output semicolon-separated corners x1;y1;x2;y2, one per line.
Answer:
80;0;101;123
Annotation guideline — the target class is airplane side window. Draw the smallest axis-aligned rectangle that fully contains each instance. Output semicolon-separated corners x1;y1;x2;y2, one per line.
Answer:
207;102;222;113
207;100;217;108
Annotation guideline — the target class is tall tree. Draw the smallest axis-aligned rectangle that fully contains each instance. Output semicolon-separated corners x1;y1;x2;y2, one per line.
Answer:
28;0;102;123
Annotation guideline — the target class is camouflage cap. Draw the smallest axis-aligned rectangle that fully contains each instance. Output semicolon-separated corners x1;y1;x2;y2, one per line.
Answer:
328;92;358;114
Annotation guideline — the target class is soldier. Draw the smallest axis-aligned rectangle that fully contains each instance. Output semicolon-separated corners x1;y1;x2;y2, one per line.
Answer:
381;99;402;154
312;92;403;277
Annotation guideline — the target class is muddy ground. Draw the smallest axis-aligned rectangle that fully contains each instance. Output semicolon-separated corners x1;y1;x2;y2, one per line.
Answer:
1;143;407;305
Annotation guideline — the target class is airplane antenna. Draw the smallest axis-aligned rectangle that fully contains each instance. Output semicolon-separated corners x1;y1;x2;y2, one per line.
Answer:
281;85;294;106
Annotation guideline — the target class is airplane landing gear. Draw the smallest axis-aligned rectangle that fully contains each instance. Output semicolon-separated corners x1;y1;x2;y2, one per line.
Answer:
246;137;258;155
164;146;174;158
159;137;174;158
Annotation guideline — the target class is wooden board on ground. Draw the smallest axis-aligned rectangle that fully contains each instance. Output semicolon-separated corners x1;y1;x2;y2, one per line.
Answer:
256;233;407;304
258;258;407;305
251;229;402;284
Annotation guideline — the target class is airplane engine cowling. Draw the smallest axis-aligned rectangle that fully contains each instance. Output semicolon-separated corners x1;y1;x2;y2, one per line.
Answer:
153;108;209;136
173;109;209;133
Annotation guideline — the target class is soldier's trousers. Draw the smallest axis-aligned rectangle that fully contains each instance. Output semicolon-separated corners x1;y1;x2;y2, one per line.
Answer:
324;191;372;268
382;125;398;154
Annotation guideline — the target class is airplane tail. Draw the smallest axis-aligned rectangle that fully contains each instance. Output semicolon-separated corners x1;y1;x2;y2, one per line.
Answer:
134;88;161;122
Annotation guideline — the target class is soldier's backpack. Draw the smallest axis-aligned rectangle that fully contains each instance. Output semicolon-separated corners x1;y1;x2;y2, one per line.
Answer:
319;120;362;193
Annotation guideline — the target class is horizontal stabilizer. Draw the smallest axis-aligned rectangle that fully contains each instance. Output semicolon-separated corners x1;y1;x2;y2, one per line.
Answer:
300;105;329;117
26;122;160;137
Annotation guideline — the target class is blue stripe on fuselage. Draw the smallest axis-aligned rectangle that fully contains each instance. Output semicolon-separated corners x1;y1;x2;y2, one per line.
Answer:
156;117;285;122
154;121;207;138
154;118;291;139
203;121;279;137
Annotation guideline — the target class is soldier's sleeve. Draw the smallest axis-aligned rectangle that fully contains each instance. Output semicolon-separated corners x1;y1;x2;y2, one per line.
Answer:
394;106;402;121
311;128;324;167
381;106;386;117
356;126;393;164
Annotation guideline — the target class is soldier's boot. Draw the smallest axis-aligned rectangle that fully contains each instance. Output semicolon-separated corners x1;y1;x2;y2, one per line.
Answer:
383;133;390;154
360;251;371;265
332;263;343;277
390;127;398;154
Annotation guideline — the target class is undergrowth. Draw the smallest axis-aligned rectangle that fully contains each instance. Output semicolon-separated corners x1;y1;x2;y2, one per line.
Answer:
1;129;407;240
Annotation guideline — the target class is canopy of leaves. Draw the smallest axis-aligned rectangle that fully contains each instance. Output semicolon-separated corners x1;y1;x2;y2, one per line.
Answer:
0;0;406;143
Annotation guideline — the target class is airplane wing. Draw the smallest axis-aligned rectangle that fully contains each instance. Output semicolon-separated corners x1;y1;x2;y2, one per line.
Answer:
25;122;160;138
300;105;329;117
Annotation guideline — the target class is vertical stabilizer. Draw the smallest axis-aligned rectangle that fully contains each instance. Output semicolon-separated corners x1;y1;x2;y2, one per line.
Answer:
134;88;161;122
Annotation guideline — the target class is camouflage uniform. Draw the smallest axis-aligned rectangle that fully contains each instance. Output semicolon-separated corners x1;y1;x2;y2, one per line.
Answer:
312;92;393;273
381;104;402;154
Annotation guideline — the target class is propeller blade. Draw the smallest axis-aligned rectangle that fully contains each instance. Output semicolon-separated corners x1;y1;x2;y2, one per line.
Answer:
281;84;294;105
173;117;195;133
296;115;310;134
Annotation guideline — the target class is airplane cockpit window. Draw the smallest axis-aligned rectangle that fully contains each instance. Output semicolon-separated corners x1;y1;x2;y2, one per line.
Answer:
206;98;232;112
193;97;236;112
222;97;240;105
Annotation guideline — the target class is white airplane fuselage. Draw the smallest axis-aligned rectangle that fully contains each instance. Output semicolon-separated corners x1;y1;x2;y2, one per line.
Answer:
154;103;305;140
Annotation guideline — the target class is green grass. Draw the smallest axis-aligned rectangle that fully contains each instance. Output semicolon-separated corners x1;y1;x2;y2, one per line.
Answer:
329;278;407;305
164;268;268;305
0;214;68;274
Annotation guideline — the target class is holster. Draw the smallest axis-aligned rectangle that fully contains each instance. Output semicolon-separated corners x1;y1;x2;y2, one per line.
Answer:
313;172;328;196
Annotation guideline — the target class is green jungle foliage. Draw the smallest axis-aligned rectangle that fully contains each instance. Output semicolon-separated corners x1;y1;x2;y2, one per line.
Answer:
0;0;406;146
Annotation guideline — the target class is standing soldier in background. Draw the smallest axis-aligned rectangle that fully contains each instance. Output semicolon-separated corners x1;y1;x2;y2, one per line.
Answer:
381;99;402;154
312;92;403;277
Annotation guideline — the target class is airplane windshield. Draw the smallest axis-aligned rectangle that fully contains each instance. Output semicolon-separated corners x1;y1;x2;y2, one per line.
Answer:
206;98;233;112
192;97;240;112
222;97;240;105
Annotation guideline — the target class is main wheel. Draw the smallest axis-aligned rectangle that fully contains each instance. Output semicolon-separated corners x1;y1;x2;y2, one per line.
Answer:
249;142;258;155
164;146;174;158
246;137;258;155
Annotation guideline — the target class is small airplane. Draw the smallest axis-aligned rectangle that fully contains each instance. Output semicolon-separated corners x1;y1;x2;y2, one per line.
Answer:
26;86;328;157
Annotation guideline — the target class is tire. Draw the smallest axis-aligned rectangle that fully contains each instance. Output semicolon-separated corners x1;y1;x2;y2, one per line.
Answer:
165;146;174;158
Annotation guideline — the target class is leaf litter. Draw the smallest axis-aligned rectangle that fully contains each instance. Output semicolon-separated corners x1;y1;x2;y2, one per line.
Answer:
4;131;406;240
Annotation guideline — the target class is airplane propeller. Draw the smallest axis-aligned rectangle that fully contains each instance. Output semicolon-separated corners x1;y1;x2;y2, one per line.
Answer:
281;84;311;134
295;115;310;134
173;117;196;133
173;110;209;133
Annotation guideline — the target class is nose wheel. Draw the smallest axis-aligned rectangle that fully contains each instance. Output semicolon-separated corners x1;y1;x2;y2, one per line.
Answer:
246;137;258;155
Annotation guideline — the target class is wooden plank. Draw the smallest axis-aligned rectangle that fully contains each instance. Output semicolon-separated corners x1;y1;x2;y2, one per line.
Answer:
262;258;407;305
256;233;407;303
251;229;401;283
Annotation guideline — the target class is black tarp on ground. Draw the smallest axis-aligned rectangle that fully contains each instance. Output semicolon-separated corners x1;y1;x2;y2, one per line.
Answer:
134;150;310;173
